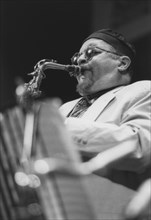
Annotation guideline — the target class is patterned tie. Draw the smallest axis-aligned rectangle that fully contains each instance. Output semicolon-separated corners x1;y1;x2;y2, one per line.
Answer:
69;97;91;117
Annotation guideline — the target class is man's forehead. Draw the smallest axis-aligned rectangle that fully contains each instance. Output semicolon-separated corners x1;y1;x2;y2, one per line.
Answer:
79;38;113;52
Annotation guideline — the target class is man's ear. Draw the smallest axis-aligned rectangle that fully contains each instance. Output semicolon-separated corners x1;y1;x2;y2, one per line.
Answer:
118;56;131;73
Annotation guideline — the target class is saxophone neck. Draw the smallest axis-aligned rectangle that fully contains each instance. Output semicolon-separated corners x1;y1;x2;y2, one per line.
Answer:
36;59;81;76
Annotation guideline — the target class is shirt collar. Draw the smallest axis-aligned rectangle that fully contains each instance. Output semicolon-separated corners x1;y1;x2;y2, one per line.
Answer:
83;86;118;103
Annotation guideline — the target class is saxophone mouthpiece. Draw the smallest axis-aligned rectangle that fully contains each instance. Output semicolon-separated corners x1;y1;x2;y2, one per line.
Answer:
67;65;81;76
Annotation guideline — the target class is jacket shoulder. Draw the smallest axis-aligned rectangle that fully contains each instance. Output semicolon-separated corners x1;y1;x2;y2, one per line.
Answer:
120;80;151;98
125;80;151;93
116;81;151;112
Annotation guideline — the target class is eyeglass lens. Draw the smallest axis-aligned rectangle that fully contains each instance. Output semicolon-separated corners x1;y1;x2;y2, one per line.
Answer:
71;48;101;65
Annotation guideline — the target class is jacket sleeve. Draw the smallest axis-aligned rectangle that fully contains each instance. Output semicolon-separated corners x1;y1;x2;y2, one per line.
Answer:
65;86;151;172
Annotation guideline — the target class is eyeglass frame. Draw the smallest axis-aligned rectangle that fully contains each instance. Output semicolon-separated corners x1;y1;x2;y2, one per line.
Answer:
71;46;122;65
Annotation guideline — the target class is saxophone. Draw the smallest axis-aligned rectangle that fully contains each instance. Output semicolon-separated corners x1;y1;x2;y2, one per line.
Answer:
17;59;81;105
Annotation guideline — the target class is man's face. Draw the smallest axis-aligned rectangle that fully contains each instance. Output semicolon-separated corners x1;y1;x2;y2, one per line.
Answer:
75;38;121;96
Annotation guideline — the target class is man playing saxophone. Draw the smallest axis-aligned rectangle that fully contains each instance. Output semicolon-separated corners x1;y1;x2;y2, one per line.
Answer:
59;28;151;219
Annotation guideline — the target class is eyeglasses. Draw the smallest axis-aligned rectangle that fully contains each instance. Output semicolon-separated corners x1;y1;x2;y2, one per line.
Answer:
71;47;121;65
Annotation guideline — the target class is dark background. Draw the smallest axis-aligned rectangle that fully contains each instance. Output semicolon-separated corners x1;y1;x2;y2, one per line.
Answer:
1;0;151;110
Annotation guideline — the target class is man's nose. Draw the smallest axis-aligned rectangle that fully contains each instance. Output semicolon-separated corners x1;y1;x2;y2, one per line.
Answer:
77;53;87;65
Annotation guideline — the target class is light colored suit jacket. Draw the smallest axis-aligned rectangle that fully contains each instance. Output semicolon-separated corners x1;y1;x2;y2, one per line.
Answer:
59;80;151;219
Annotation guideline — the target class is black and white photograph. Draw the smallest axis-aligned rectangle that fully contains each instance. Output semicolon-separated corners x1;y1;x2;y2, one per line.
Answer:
1;1;151;220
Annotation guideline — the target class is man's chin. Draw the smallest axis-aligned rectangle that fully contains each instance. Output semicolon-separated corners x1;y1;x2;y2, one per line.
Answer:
76;80;92;96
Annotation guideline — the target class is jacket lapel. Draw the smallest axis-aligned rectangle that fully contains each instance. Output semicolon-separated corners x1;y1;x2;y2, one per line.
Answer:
61;86;124;120
82;86;123;121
